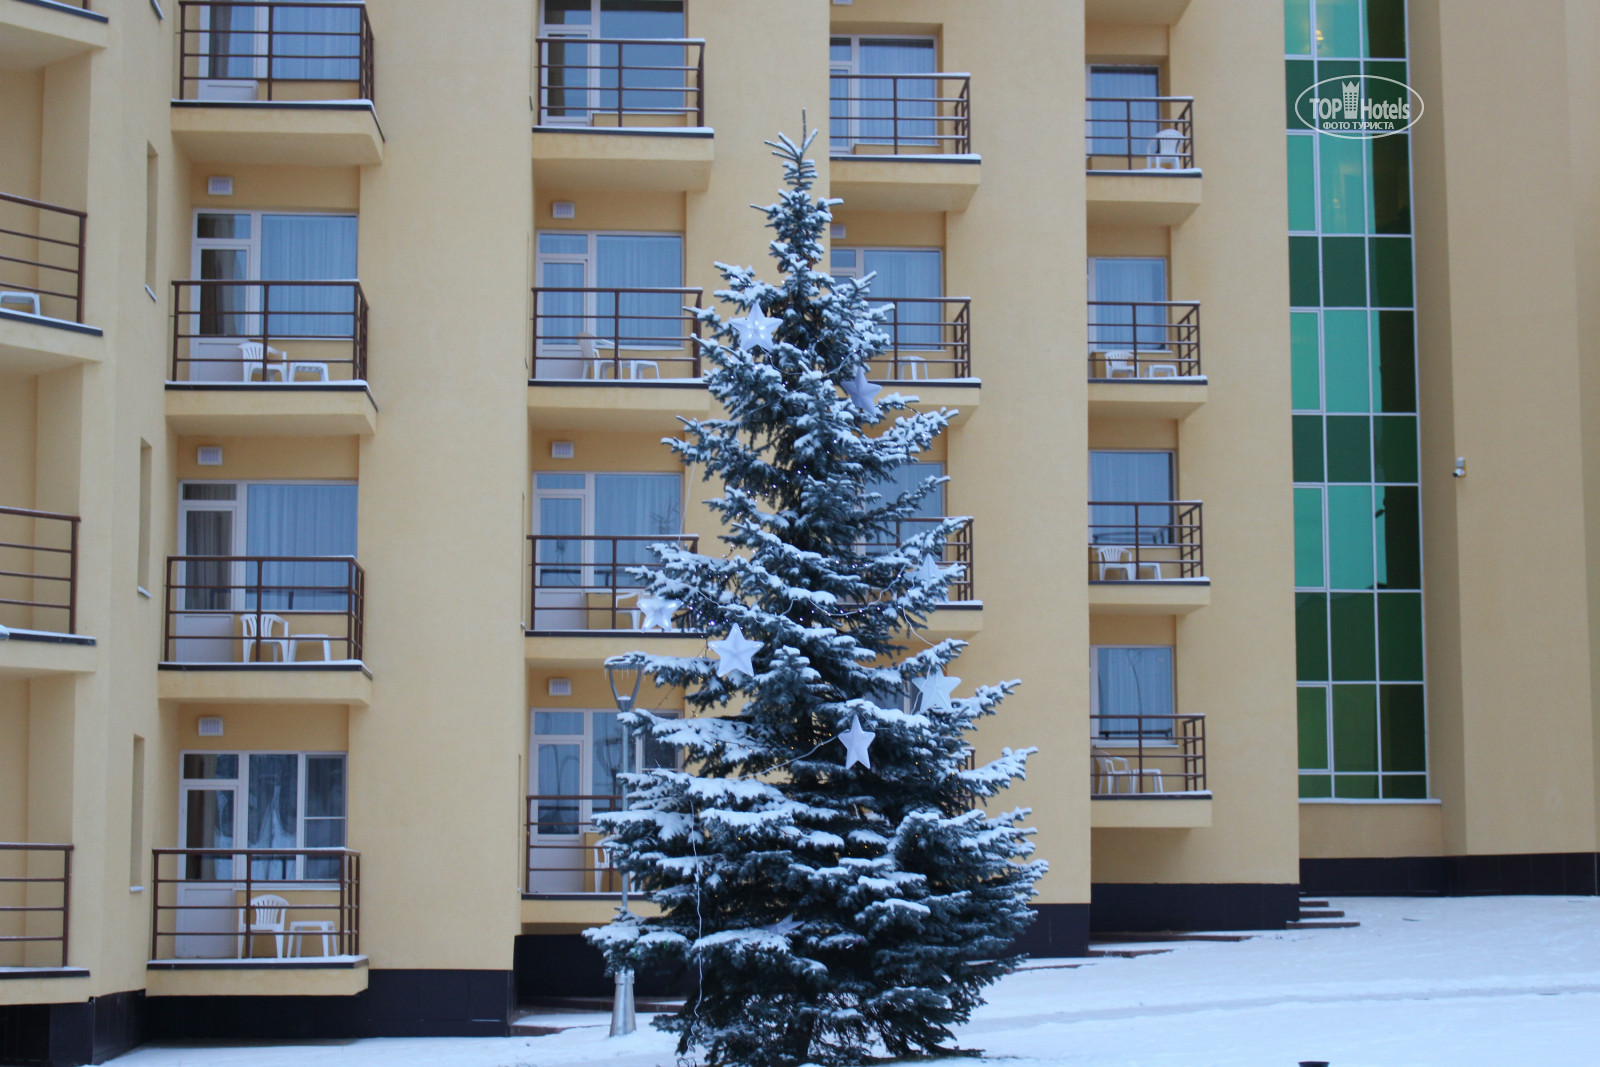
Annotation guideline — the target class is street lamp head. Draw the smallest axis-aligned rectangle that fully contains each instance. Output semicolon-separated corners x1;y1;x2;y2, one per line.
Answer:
606;658;644;714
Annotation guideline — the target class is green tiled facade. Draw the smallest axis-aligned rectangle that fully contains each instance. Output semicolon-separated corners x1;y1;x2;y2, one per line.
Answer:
1286;0;1426;800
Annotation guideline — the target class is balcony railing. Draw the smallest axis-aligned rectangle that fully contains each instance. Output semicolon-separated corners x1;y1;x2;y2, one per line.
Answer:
525;794;622;895
1091;714;1206;796
0;843;72;969
1086;97;1194;170
176;2;375;103
831;72;972;155
170;279;368;383
150;847;360;960
0;506;79;635
531;286;704;381
1088;501;1203;581
0;192;86;324
857;517;975;602
162;555;364;663
528;534;697;632
1087;301;1201;380
535;37;704;127
864;297;971;381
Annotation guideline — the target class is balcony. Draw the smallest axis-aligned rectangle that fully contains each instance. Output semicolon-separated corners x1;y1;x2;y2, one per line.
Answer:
525;794;620;897
865;297;978;424
0;843;82;978
856;517;980;638
1086;300;1207;419
166;280;376;436
0;192;102;375
525;534;702;666
147;847;366;996
1085;97;1201;225
0;507;93;678
172;2;382;166
528;285;711;432
830;73;980;212
1090;713;1211;828
531;37;711;193
1088;501;1209;614
0;0;106;72
158;555;370;706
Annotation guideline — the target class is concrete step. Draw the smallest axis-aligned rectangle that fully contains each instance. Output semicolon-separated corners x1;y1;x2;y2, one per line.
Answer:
1298;898;1330;908
1093;931;1254;943
1087;947;1175;959
1298;908;1346;919
1286;919;1360;929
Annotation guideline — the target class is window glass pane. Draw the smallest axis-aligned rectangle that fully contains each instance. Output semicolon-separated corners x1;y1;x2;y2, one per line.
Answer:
1285;0;1312;54
830;39;851;64
1293;415;1324;482
1286;59;1315;130
1330;592;1377;680
538;233;589;256
543;0;592;27
1291;311;1320;410
535;744;580;834
270;2;361;81
862;249;944;348
197;213;250;239
1297;686;1329;769
1381;774;1427;799
1327;484;1374;589
1334;774;1379;798
1323;310;1369;412
1287;135;1316;231
247;753;298;879
1378;593;1424;680
183;483;238;501
595;473;682;582
1093;647;1174;738
1331;684;1378;770
1373;310;1416;412
1090;452;1173;543
1326;416;1372;482
182;788;236;880
1370;131;1411;234
536;473;586;490
1366;0;1407;57
244;483;359;612
1316;0;1362;57
305;755;346;818
1369;236;1413;307
1299;773;1332;798
182;753;239;779
592;711;624;798
534;710;586;735
1375;485;1421;588
599;0;683;39
1381;684;1427;771
1373;415;1418;482
1289;236;1320;306
535;498;584;588
1296;592;1328;681
1318;135;1368;234
1087;67;1160;157
260;215;359;338
1321;236;1368;307
1294;487;1324;587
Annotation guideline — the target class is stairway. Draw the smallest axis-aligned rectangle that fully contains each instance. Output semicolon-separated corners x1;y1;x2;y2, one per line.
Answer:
1286;893;1359;930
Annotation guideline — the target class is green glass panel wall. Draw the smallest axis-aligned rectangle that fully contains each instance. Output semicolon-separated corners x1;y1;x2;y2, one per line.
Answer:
1327;485;1374;589
1288;135;1317;232
1323;310;1369;411
1292;312;1321;408
1381;685;1426;770
1296;593;1328;681
1370;134;1412;234
1290;236;1321;306
1373;415;1418;481
1366;0;1407;57
1330;593;1376;679
1370;236;1413;306
1298;687;1329;768
1293;414;1324;482
1319;136;1368;233
1331;684;1378;770
1378;593;1424;680
1286;0;1312;54
1326;416;1371;481
1321;237;1367;306
1295;488;1325;586
1316;0;1361;58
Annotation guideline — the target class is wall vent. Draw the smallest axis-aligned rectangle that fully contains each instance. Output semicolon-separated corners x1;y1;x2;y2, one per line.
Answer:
197;716;224;737
207;176;234;196
196;446;223;466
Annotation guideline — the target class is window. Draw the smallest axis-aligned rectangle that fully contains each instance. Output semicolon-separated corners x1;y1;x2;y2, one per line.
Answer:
534;232;685;376
137;440;153;591
1091;646;1174;739
144;147;159;289
198;1;361;96
130;736;146;886
1090;451;1174;544
864;461;944;551
178;751;347;881
1088;257;1168;351
830;36;937;151
830;247;943;350
539;0;687;122
1087;66;1161;157
532;471;681;588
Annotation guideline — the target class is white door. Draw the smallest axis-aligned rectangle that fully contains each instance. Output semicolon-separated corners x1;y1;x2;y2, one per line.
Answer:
197;2;267;101
175;782;240;958
174;497;243;662
528;714;587;893
188;242;257;382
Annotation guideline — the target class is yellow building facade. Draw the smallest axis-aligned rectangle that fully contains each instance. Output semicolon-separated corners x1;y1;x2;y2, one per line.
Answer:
0;0;1592;1061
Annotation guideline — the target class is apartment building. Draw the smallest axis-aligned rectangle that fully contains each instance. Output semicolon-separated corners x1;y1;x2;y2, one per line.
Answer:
0;0;1593;1062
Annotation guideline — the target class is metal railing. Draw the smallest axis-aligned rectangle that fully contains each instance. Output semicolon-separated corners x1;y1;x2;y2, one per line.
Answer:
535;37;704;127
149;847;360;960
162;555;364;662
1085;96;1194;170
531;286;704;380
0;506;79;635
1086;301;1201;379
525;794;623;895
0;192;86;323
1091;714;1206;796
170;279;368;382
831;72;971;155
177;2;375;102
1088;501;1203;580
0;844;72;969
861;296;971;381
858;517;975;602
528;534;697;632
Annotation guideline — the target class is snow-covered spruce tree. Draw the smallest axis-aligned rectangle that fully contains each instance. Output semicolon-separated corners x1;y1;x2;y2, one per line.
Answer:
586;129;1043;1067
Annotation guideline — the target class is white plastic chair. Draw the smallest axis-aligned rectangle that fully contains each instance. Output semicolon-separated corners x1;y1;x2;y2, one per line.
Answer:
1096;545;1137;581
240;613;292;662
1094;754;1164;794
0;291;41;315
288;361;331;382
238;341;288;382
612;590;645;630
900;355;929;380
579;334;616;380
237;893;289;958
1146;362;1181;379
1146;127;1187;169
1101;350;1138;379
288;919;336;957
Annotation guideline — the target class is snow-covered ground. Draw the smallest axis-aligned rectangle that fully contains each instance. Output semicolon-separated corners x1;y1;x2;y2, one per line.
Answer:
118;895;1600;1067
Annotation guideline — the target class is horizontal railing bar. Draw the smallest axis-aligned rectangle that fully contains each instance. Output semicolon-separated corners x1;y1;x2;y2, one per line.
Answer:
0;192;86;217
536;35;706;45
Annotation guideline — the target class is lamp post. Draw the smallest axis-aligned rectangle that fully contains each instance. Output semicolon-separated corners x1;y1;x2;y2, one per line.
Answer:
605;659;643;1038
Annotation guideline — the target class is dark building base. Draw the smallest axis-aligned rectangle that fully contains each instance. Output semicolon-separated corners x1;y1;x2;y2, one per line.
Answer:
1010;903;1091;958
0;990;143;1067
1091;883;1300;933
1301;852;1600;897
515;934;692;1001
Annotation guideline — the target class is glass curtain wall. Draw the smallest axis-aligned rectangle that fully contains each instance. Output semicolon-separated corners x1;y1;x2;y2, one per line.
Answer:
1286;0;1426;800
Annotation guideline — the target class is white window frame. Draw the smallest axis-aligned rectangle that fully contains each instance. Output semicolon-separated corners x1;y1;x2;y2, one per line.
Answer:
1086;256;1169;302
190;209;359;282
177;750;348;884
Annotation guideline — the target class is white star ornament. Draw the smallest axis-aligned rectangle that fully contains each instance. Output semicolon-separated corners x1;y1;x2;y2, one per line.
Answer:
842;368;881;413
728;304;782;353
637;595;682;631
913;672;960;712
708;624;762;679
839;715;877;771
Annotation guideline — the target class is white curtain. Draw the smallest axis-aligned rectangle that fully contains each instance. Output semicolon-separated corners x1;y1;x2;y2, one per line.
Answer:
859;39;936;145
245;483;358;610
1088;67;1160;156
594;473;681;580
1090;452;1172;544
1095;647;1174;738
596;235;682;346
1091;258;1168;351
261;215;358;338
598;1;686;115
247;754;299;879
271;2;361;82
206;2;260;79
862;249;942;349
